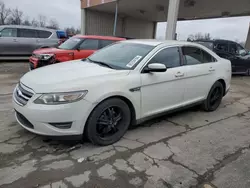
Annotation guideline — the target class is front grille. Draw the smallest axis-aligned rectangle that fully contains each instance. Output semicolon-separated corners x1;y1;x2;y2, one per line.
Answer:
14;83;34;106
16;111;34;129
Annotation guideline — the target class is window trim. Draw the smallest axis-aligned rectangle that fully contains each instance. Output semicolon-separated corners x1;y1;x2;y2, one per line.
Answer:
0;27;17;37
140;46;183;73
181;45;217;66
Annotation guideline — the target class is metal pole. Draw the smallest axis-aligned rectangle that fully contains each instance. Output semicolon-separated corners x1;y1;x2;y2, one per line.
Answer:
165;0;180;40
113;0;119;36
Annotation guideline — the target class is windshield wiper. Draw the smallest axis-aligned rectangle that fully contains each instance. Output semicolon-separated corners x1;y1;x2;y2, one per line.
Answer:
86;58;114;69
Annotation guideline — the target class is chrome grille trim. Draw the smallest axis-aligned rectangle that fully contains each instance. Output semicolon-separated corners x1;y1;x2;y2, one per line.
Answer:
14;83;34;106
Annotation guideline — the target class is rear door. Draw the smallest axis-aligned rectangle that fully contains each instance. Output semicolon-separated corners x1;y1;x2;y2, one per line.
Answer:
0;28;19;55
17;28;39;55
36;30;53;48
181;46;217;104
74;39;99;59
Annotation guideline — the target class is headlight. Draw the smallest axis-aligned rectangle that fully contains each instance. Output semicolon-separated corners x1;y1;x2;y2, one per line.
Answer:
34;91;88;105
38;54;54;60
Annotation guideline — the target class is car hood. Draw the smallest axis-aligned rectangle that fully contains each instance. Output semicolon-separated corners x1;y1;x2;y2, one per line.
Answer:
20;60;130;93
33;48;70;54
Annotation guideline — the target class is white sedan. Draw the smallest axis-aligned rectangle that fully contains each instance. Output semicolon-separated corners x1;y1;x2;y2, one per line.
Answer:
13;40;231;145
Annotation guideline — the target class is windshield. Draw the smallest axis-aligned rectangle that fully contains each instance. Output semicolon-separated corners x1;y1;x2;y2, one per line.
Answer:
58;37;83;50
87;42;154;70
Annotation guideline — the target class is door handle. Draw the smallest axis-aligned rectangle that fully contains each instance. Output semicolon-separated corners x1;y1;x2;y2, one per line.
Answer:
175;72;184;77
209;67;215;72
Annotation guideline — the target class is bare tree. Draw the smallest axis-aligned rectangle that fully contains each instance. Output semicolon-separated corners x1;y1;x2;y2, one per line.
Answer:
47;19;59;29
38;14;47;27
31;18;39;27
0;1;11;25
22;17;31;26
8;8;23;25
187;32;212;41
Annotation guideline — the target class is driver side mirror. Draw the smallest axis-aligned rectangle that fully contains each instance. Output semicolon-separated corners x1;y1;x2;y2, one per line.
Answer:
143;63;167;73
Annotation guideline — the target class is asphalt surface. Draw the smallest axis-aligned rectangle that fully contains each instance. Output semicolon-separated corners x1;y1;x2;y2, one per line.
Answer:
1;62;250;188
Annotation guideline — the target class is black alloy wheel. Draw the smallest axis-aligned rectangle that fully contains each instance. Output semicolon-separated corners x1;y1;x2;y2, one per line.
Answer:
203;81;224;112
85;98;131;146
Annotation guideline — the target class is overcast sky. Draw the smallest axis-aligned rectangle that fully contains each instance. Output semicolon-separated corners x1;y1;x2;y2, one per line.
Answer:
3;0;250;42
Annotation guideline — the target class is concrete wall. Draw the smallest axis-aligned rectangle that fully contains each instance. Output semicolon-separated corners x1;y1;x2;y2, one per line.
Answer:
85;10;155;39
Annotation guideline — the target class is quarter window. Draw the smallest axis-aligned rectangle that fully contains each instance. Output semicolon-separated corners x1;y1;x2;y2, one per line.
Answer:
149;47;181;68
0;28;17;37
79;39;99;50
18;29;37;38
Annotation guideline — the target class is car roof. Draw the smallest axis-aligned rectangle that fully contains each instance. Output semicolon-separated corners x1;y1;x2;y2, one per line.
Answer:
121;39;202;47
74;35;125;41
0;25;60;32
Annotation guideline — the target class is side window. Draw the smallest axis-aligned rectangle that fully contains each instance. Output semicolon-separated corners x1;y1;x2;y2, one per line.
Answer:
215;42;229;52
182;47;203;65
201;49;216;63
229;43;237;54
18;29;38;38
0;28;17;37
79;39;99;50
100;40;115;48
149;47;180;68
37;30;52;38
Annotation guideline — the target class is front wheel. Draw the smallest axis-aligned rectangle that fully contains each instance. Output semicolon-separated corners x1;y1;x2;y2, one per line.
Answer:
202;81;224;112
85;98;131;146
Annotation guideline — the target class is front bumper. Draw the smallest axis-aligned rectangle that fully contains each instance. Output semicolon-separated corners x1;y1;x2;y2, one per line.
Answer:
13;92;95;136
29;56;56;70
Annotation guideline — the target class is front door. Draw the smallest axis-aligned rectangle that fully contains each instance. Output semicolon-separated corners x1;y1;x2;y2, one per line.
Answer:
140;47;186;118
180;46;217;104
228;42;250;73
0;28;19;55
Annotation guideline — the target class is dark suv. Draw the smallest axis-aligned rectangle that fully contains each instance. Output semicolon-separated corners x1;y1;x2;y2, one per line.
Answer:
195;39;250;75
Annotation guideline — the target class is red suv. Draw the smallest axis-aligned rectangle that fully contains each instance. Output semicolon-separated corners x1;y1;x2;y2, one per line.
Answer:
29;35;125;70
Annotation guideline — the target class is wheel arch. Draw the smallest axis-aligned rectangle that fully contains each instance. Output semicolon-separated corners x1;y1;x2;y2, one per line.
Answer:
217;79;226;96
84;95;137;135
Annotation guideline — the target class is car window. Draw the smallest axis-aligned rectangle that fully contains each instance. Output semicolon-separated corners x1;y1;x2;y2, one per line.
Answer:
88;42;154;70
149;47;180;68
58;38;83;50
229;43;237;54
182;47;203;65
0;28;17;37
235;44;247;56
215;42;229;52
37;30;52;38
100;40;116;48
79;39;99;50
201;49;216;63
18;29;37;38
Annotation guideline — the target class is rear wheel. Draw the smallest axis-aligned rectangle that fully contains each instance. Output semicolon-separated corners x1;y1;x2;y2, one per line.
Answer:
202;81;224;112
85;98;131;146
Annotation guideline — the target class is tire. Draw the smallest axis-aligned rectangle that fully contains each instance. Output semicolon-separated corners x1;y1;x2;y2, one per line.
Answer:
85;98;131;146
202;81;224;112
